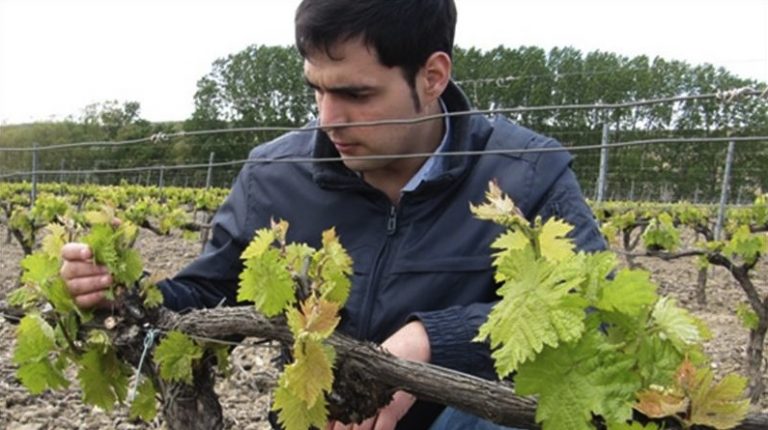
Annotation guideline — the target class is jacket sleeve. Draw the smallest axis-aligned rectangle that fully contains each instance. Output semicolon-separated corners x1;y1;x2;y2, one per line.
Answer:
412;165;605;379
158;165;253;312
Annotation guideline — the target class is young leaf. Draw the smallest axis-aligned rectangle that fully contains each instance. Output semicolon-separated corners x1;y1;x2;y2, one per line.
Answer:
16;359;69;394
608;422;659;430
40;223;67;258
20;253;60;287
476;254;587;377
290;297;340;339
241;227;276;260
635;384;689;419
77;345;131;411
597;269;657;316
651;297;702;351
83;224;119;269
283;338;335;407
129;379;158;422
112;248;143;285
316;228;353;305
688;366;750;429
736;303;759;331
14;314;56;364
273;382;328;430
238;248;295;317
538;218;575;262
516;333;638;430
141;281;165;309
13;314;69;394
154;331;203;384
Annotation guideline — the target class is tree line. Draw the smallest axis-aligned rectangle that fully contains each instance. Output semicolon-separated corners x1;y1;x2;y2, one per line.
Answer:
1;45;766;201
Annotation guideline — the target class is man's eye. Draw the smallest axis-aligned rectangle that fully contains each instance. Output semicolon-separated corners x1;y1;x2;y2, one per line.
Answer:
344;92;368;101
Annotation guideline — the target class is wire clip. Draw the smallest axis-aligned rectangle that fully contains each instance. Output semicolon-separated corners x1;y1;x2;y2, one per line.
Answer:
127;328;158;402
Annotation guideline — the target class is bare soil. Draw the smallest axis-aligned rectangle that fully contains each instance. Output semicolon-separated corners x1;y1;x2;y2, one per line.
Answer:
1;227;767;429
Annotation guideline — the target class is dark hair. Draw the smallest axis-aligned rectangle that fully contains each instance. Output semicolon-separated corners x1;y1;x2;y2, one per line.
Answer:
295;0;456;100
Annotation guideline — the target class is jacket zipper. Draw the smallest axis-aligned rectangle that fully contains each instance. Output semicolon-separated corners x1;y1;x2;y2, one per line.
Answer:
357;204;398;339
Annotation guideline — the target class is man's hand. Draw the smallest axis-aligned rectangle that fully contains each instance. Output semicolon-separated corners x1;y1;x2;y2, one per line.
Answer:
60;243;113;309
327;320;430;430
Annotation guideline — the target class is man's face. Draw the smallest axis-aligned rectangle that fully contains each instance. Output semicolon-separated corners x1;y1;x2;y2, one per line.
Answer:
304;38;427;176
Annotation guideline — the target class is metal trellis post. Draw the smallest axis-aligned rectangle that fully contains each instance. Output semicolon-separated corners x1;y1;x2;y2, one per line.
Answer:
31;143;38;206
714;140;736;241
595;123;609;203
158;165;165;190
205;152;215;189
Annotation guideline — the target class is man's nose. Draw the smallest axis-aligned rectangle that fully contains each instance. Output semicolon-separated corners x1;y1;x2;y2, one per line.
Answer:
318;95;346;132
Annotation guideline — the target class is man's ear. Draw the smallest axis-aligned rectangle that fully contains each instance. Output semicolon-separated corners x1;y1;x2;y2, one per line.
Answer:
420;51;452;104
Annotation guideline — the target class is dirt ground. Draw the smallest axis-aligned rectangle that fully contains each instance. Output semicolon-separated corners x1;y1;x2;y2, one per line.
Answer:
1;227;767;429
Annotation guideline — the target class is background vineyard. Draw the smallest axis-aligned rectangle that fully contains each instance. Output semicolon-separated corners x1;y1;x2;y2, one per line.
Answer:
0;43;767;429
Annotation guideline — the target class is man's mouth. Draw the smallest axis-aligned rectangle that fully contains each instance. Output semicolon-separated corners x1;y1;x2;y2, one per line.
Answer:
333;141;357;155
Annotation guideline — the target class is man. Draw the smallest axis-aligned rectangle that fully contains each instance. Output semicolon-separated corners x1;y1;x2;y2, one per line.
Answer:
61;0;605;428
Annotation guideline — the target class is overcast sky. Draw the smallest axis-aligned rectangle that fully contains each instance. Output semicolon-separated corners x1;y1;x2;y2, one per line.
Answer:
1;0;766;125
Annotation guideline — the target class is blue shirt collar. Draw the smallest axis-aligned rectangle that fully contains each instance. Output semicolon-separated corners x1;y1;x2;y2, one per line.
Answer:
402;98;451;193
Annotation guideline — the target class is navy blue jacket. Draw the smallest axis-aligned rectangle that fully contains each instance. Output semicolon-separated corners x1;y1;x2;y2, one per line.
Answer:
159;82;605;428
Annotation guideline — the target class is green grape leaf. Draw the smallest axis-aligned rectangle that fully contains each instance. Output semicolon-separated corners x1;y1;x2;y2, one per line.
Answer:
687;362;750;429
14;314;55;364
597;269;657;316
7;286;40;308
651;297;702;352
86;329;112;348
723;225;766;265
283;339;335;407
13;314;69;394
16;359;69;394
284;243;316;274
288;297;340;339
516;333;639;430
579;251;617;304
141;281;164;309
273;381;328;430
20;252;60;287
210;344;231;375
85;210;112;225
316;228;353;305
476;254;587;377
41;223;67;259
241;227;276;260
634;335;685;387
112;248;143;285
736;303;759;331
129;379;158;422
77;346;130;411
538;218;575;262
608;423;658;430
116;221;139;248
43;278;79;315
83;224;119;269
642;213;680;251
154;331;203;384
491;230;529;256
238;248;295;317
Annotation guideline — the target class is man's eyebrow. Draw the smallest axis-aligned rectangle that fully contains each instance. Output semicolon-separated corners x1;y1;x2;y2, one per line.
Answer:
304;77;375;94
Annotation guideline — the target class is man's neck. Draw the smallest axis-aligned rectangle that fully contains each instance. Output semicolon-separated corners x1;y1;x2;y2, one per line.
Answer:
364;107;445;204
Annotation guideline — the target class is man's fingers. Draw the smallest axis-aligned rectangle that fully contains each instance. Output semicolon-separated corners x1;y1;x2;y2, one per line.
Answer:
372;413;397;430
60;261;109;281
66;275;112;297
61;243;92;261
352;416;375;430
73;290;109;309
